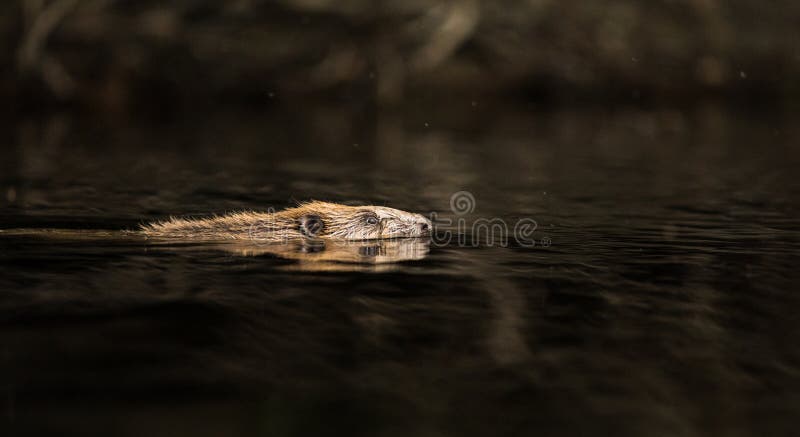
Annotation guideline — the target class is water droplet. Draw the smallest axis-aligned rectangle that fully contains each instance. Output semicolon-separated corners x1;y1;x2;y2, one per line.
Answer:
739;71;747;79
6;187;16;203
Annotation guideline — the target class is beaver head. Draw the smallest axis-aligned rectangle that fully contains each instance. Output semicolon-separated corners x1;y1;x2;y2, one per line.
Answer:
292;201;432;240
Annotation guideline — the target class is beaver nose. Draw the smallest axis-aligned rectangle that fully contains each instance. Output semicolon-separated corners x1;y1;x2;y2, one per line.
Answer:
419;223;429;232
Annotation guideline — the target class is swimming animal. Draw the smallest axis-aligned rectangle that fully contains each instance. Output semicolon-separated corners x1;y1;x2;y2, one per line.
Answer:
141;201;432;241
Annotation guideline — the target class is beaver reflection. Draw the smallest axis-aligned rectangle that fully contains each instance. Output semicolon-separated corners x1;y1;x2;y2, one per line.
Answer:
0;229;430;271
217;237;430;271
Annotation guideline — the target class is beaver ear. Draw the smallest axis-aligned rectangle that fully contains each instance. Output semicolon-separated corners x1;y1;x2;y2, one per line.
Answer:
298;214;324;237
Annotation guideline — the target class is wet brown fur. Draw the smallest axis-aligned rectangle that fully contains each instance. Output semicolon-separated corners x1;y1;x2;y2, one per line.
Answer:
141;201;431;241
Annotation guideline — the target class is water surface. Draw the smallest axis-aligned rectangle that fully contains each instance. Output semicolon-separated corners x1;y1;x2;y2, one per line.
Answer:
1;107;799;436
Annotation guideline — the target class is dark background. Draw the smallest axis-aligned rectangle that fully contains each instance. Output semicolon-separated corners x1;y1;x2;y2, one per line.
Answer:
2;3;800;437
3;0;799;114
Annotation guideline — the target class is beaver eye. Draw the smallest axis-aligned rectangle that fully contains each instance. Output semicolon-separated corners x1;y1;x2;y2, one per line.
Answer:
366;216;379;226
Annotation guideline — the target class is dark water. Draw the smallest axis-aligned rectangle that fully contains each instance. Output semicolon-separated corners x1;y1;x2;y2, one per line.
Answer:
1;107;800;436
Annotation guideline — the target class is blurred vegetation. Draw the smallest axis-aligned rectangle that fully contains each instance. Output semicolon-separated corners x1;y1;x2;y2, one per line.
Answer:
3;0;800;113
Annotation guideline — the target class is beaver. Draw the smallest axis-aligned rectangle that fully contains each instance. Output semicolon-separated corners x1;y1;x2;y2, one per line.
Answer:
141;201;432;241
